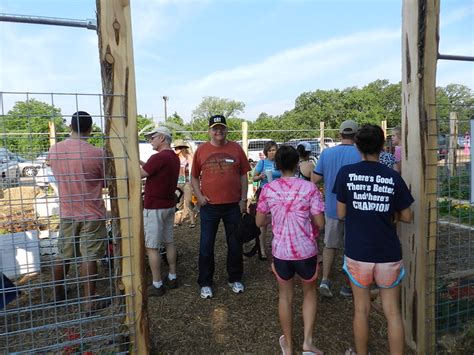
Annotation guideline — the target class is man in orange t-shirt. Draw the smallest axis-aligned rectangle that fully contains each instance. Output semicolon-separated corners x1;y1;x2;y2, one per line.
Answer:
191;115;251;299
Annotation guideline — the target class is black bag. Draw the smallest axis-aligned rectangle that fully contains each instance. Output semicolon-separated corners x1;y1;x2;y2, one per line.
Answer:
235;212;261;257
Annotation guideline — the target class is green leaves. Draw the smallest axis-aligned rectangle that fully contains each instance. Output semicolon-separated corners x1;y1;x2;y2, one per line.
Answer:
191;96;245;122
0;99;67;158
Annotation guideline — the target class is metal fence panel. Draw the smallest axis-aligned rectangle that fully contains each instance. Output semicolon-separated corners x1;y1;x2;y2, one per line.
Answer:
0;92;135;353
435;106;474;351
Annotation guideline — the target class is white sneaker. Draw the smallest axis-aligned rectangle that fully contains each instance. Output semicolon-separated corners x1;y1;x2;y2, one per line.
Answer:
228;281;245;294
319;279;333;297
200;286;213;299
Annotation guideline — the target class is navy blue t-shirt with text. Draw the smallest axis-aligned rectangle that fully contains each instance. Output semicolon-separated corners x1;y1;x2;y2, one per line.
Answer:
333;161;414;263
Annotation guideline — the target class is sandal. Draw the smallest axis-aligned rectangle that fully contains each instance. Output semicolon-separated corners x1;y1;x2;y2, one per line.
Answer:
189;224;196;228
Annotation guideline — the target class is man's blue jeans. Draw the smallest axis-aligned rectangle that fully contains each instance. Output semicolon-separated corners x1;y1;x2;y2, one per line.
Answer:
198;203;243;287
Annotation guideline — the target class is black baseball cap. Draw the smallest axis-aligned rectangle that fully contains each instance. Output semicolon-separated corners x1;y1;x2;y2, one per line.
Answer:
209;114;227;128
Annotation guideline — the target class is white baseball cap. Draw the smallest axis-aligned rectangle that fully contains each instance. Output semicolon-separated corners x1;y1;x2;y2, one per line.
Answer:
144;126;172;138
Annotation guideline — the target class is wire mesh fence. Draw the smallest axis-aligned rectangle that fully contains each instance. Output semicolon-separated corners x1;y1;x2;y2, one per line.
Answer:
0;92;136;353
434;104;474;350
2;90;472;352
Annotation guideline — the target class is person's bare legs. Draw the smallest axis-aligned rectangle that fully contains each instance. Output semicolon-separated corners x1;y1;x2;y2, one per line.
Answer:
164;242;177;275
259;225;267;259
147;248;162;282
184;183;196;225
321;247;336;280
174;211;183;225
52;258;70;299
278;279;294;355
187;199;196;225
380;286;404;355
301;280;321;353
351;282;371;355
81;260;98;300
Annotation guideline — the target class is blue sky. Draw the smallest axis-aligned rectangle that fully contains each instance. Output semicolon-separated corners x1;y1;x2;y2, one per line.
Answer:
1;0;473;123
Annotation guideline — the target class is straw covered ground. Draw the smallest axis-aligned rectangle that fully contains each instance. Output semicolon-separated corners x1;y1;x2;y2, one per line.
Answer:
147;222;393;354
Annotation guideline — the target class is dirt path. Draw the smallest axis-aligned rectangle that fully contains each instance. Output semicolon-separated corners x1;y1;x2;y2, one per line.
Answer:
148;224;392;354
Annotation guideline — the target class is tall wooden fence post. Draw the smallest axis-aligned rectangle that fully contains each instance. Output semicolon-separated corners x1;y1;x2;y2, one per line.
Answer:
97;1;149;353
242;121;248;157
401;0;439;352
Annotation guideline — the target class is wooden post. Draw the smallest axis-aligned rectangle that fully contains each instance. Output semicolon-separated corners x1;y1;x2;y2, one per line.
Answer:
401;0;438;353
447;112;458;175
381;120;387;139
242;121;248;157
48;121;56;147
96;1;149;354
319;121;325;152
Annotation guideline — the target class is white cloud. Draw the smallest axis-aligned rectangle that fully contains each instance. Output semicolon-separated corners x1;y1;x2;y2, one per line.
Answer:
1;1;471;124
164;29;401;120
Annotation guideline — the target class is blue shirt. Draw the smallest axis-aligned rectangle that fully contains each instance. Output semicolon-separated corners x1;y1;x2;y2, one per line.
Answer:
334;161;414;262
313;144;360;218
254;159;281;187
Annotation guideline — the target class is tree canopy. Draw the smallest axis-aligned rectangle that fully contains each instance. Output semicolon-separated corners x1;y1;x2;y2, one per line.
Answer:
0;99;68;158
146;81;472;144
191;96;245;123
247;81;472;142
1;81;471;155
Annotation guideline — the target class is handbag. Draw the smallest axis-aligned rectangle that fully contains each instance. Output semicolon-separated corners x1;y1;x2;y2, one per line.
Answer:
235;212;261;257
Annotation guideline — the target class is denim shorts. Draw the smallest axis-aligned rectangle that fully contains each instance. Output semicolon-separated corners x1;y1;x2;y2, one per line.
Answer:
272;255;318;283
343;255;405;289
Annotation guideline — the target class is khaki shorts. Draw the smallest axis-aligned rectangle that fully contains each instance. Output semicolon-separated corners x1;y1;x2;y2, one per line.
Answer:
144;207;175;248
58;219;107;261
323;216;345;249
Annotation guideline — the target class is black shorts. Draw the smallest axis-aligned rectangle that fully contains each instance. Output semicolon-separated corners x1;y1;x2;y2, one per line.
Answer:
273;255;318;282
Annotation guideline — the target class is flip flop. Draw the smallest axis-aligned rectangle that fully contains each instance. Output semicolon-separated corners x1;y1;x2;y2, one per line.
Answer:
279;335;287;355
189;224;196;228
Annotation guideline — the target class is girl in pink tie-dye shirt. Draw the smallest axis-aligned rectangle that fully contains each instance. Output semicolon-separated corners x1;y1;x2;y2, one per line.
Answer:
256;145;325;355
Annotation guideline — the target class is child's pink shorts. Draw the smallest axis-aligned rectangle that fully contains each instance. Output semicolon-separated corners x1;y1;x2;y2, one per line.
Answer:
343;256;405;289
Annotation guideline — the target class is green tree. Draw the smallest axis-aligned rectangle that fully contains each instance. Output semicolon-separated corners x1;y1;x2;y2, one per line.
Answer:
137;114;155;140
191;96;245;124
289;80;403;136
436;84;474;134
87;123;106;148
0;99;67;158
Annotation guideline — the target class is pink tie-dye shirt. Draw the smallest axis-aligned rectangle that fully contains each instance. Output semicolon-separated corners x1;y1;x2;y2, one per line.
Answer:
257;177;325;261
